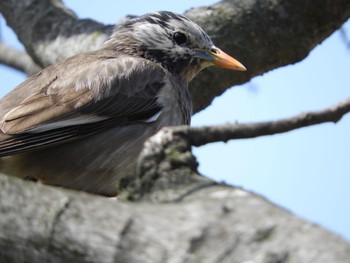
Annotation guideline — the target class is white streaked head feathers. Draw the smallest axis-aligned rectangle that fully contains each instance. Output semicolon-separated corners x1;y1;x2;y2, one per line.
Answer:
130;11;214;52
104;11;215;78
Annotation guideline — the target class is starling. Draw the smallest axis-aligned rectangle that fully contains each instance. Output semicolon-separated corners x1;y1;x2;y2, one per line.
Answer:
0;11;246;195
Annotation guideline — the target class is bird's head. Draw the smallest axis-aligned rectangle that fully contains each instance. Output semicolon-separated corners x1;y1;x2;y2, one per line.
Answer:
104;11;246;82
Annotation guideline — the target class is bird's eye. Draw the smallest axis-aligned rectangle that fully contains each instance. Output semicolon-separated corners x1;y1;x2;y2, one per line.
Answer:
210;48;219;54
173;32;188;45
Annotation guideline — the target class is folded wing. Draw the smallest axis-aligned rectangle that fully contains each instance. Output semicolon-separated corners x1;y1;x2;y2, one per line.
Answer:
0;52;167;156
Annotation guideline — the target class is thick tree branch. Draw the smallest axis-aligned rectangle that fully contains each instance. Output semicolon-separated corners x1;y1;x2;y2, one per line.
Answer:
186;1;350;112
0;0;349;112
1;128;350;262
0;0;113;67
171;97;350;147
0;42;41;75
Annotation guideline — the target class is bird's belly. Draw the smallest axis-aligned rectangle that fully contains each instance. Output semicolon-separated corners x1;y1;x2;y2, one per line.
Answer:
0;123;158;196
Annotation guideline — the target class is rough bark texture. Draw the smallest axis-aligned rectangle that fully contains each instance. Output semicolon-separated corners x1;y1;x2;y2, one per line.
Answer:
0;129;350;263
1;1;350;262
1;0;349;112
0;0;112;67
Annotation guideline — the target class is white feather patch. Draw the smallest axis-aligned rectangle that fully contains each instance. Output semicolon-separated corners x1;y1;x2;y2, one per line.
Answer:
145;111;161;122
27;114;108;133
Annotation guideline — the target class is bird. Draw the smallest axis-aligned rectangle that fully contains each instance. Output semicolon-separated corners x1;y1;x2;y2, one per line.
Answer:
0;11;246;196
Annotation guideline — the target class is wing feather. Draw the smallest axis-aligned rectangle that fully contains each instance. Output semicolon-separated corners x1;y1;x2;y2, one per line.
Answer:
0;51;167;156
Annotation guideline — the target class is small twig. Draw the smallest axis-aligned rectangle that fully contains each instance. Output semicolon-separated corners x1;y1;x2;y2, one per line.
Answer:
0;42;41;75
169;181;219;203
340;27;350;49
173;97;350;147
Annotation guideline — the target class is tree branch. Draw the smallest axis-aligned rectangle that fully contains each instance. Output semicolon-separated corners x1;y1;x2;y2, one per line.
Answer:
0;42;41;75
171;97;350;147
340;26;350;49
1;128;350;262
0;0;113;67
0;0;349;112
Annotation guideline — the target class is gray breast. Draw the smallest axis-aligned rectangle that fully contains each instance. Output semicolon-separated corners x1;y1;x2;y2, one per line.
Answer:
155;74;192;128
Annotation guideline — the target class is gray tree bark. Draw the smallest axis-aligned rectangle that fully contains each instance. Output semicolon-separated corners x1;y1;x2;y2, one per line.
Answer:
1;129;350;263
0;1;350;262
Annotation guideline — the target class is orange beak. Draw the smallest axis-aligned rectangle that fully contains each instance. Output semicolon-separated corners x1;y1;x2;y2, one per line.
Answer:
194;47;246;71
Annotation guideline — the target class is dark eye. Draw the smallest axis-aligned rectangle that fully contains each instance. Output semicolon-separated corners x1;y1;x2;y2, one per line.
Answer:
173;32;188;45
210;48;219;54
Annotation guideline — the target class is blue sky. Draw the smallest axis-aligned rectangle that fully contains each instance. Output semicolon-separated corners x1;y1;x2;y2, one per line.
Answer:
1;1;350;241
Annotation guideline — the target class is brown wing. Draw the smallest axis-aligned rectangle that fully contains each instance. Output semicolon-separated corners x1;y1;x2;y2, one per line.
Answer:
0;52;167;156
